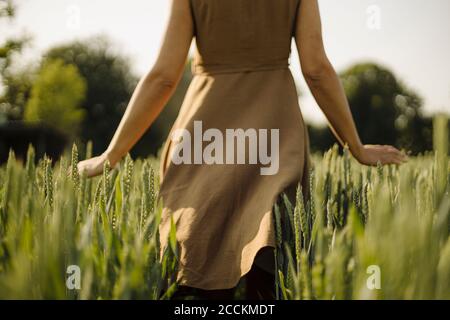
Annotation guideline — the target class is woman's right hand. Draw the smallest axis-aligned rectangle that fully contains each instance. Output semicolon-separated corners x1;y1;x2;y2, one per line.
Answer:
352;144;409;166
76;152;117;178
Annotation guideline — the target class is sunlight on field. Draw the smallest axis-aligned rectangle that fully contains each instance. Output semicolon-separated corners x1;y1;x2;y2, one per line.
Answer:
0;116;448;300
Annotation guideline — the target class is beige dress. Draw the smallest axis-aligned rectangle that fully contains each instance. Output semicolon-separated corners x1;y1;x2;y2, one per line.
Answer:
159;0;311;290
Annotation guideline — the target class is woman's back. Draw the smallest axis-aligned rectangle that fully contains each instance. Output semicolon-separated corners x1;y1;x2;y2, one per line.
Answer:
191;0;300;75
158;0;312;293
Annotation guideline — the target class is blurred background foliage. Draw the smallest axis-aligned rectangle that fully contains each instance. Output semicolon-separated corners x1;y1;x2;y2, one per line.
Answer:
43;37;139;155
0;0;448;164
308;63;438;155
43;37;192;158
24;59;86;136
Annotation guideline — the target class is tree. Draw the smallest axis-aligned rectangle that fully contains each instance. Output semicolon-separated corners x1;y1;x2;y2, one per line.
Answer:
0;0;33;122
308;62;432;154
43;36;137;155
0;0;21;72
341;63;431;153
44;35;192;157
24;59;86;136
0;68;33;122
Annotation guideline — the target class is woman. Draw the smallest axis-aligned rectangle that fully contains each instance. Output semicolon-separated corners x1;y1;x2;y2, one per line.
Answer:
78;0;408;300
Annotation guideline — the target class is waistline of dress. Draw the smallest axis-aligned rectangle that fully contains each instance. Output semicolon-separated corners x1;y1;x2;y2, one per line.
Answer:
191;62;290;76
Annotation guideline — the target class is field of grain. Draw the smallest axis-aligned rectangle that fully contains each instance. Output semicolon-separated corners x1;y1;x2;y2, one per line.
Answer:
0;116;448;300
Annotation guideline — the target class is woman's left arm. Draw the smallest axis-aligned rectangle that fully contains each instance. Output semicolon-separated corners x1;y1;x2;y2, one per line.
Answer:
78;0;193;177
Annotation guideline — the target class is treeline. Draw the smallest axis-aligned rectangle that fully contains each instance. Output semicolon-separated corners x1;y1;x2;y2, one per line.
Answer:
1;1;448;163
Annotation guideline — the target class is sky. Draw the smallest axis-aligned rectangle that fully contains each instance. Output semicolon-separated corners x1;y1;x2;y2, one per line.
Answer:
1;0;449;125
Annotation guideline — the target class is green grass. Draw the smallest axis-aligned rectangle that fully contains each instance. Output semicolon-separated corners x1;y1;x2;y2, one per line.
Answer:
274;145;449;299
0;144;177;299
0;115;448;300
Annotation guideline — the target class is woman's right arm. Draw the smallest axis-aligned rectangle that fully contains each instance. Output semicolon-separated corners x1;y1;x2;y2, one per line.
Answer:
295;0;407;166
77;0;193;177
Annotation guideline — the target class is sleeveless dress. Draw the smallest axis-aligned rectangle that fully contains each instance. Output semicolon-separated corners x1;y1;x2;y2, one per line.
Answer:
158;0;311;290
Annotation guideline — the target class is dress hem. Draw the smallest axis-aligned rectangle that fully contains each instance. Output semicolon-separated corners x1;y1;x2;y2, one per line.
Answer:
175;243;276;291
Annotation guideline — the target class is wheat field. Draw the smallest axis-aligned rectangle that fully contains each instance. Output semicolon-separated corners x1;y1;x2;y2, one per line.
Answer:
0;116;448;300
